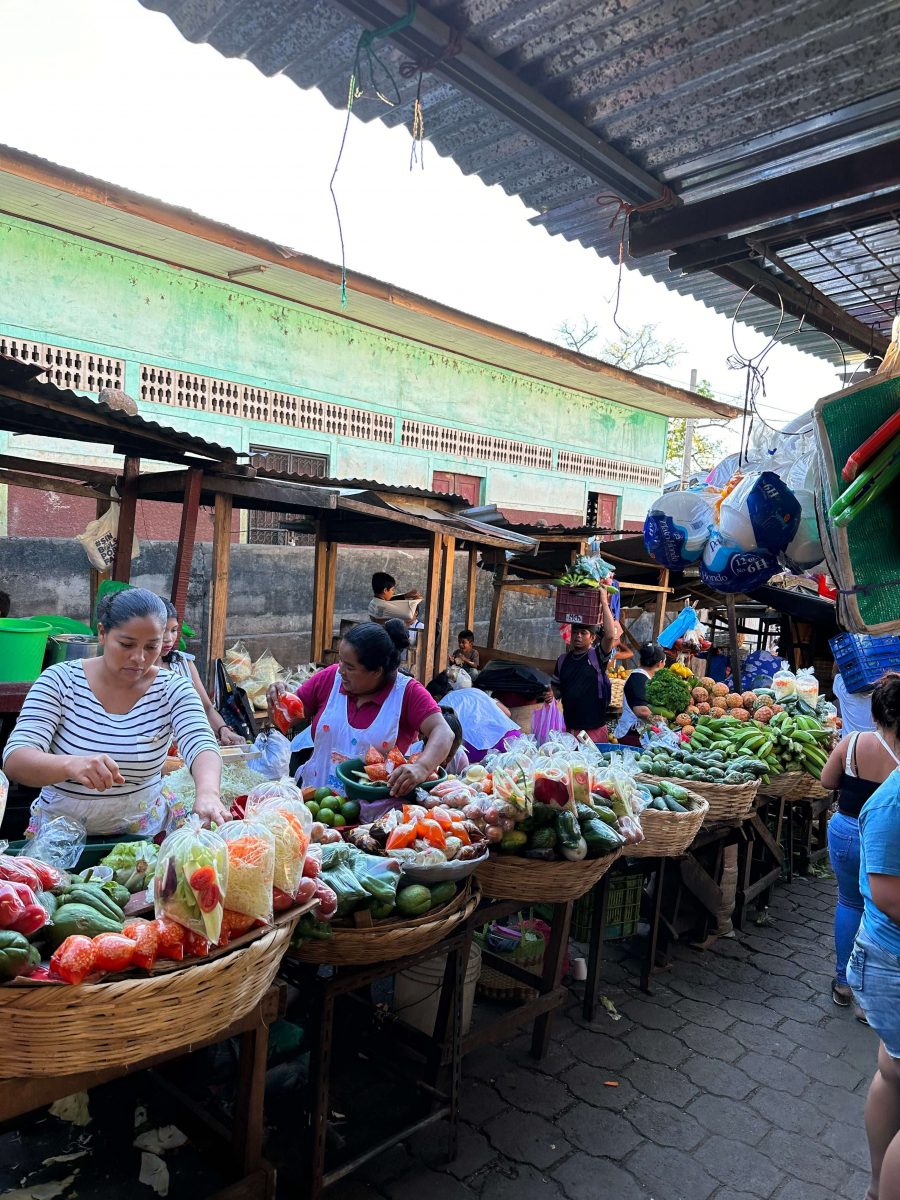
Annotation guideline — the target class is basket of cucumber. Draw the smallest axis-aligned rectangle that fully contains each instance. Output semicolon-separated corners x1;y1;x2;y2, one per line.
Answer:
639;773;758;823
765;771;830;802
629;784;708;858
286;879;480;965
475;847;622;903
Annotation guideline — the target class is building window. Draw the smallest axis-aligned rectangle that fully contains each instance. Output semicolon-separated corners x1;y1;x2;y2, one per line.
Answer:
432;471;482;506
586;491;619;529
246;445;329;545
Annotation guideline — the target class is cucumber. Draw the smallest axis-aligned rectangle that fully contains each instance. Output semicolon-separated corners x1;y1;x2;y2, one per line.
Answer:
48;903;123;949
664;796;689;813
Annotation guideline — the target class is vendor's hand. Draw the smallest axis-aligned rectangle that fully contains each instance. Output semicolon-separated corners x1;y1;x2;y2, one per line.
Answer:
194;792;232;827
266;681;288;714
66;753;125;791
217;725;244;747
388;760;432;796
405;589;423;600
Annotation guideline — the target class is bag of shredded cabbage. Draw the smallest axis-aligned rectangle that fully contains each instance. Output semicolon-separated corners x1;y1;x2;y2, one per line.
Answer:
249;798;312;896
220;819;276;925
245;778;305;812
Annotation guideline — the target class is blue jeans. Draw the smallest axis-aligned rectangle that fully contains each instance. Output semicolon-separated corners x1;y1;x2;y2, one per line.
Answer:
848;932;900;1057
828;810;864;986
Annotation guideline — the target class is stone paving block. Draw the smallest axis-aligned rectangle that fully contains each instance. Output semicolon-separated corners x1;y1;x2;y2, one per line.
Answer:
460;1079;506;1126
619;997;687;1032
804;1078;867;1121
502;1036;578;1079
748;952;802;978
622;1059;700;1107
625;1142;718;1200
773;1180;840;1200
755;973;814;1000
385;1167;476;1200
621;1026;690;1068
564;1028;635;1071
408;1121;497;1182
679;1054;755;1099
686;1093;770;1145
463;1045;513;1084
720;996;779;1025
494;1070;571;1119
328;1179;388;1200
479;1162;566;1200
757;1126;853;1190
483;1110;570;1171
775;1016;849;1053
737;934;794;959
707;975;776;1003
565;1065;637;1110
670;997;736;1032
735;1050;809;1095
624;1095;706;1150
768;994;826;1023
726;1022;797;1056
820;1117;871;1173
745;1085;829;1137
562;1103;643;1160
789;1043;868;1090
840;1167;871;1199
693;1133;782;1196
676;1022;743;1063
358;1143;413;1187
553;1153;649;1200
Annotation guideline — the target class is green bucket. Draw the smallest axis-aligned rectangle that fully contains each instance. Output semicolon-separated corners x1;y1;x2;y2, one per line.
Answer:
0;619;52;682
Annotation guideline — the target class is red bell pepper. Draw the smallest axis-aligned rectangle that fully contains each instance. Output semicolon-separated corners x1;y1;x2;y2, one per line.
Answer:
273;692;304;736
0;881;25;929
5;882;48;936
0;855;42;891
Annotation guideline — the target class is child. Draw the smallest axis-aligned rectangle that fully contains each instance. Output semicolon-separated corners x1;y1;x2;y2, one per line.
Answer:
451;629;480;673
438;705;470;776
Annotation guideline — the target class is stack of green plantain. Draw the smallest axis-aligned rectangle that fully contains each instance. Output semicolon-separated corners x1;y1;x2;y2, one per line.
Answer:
688;712;832;779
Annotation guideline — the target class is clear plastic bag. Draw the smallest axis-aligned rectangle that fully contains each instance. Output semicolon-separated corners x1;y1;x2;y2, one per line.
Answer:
154;818;229;943
245;778;305;812
248;797;311;895
319;841;369;916
220;819;276;925
28;816;87;870
251;730;292;781
773;666;797;701
224;640;252;684
795;667;820;709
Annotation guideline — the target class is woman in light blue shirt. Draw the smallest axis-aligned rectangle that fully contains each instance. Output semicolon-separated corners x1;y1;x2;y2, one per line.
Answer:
847;674;900;1200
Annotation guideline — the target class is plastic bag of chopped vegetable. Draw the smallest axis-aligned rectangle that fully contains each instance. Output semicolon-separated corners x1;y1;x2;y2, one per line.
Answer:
100;841;160;893
348;846;402;907
154;818;229;944
245;778;305;812
220;819;276;925
248;798;311;896
319;841;369;917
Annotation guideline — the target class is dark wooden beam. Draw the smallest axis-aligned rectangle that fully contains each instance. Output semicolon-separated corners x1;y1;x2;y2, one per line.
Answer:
0;469;107;499
0;453;117;484
170;467;203;622
631;139;900;256
111;456;140;583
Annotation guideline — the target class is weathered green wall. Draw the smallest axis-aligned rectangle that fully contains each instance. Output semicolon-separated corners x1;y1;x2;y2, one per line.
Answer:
0;215;666;522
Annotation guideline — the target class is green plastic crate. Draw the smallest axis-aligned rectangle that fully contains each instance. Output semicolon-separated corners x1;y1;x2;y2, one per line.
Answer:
569;869;644;942
5;834;144;870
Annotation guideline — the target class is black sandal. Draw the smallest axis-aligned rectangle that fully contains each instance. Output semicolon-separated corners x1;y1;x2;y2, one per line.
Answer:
832;980;853;1007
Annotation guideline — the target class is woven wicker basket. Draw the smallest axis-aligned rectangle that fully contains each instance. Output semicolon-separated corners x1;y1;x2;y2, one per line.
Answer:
629;797;709;858
766;772;832;802
287;882;480;966
637;773;758;824
0;918;297;1078
475;848;622;903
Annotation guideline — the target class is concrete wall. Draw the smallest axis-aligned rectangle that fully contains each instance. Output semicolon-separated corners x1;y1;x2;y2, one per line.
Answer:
0;215;667;535
1;538;565;671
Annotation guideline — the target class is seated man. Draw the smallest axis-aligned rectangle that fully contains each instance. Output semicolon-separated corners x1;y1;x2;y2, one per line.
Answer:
367;572;423;630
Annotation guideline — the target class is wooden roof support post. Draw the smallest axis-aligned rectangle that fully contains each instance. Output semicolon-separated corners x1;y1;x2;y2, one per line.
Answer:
465;547;478;634
310;523;328;664
436;536;455;675
207;491;233;687
420;531;445;683
111;456;140;582
89;496;111;622
323;541;338;663
487;561;508;651
170;467;203;623
726;593;743;693
653;567;670;638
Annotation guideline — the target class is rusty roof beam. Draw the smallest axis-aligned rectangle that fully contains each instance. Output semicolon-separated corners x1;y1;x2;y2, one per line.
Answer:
334;0;667;204
630;139;900;257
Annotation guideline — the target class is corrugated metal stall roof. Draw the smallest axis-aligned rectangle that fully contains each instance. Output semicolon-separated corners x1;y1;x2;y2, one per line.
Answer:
138;0;900;365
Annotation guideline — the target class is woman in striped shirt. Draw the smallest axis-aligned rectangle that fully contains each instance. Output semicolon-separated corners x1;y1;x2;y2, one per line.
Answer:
4;589;228;836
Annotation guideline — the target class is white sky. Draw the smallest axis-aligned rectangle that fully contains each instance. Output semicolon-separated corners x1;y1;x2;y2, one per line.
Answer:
0;0;842;455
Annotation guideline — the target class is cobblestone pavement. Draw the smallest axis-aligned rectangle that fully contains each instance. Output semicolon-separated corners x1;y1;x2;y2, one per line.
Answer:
335;875;877;1200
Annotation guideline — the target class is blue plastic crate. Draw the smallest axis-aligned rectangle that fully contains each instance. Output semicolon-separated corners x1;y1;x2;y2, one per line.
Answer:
829;632;900;694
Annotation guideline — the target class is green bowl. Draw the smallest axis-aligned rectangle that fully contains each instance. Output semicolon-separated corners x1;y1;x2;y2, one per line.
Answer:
335;758;447;803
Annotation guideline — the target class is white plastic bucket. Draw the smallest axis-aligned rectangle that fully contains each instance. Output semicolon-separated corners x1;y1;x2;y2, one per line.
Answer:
393;942;482;1036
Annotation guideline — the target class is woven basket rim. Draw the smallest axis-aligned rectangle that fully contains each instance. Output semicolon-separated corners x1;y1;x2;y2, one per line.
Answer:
628;797;709;858
475;847;622;902
637;772;757;823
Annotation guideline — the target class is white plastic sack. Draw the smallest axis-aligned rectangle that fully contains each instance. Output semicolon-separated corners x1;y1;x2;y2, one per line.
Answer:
76;497;139;571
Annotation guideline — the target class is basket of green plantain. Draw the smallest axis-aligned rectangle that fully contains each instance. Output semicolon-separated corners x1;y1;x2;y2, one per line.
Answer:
629;781;709;857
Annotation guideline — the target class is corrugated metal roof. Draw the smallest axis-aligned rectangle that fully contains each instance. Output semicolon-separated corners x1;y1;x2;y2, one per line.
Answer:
252;464;468;503
137;0;900;365
0;145;736;420
0;356;237;463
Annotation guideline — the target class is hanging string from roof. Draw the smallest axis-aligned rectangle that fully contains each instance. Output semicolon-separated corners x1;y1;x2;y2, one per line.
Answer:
330;1;418;307
399;26;464;170
594;186;679;337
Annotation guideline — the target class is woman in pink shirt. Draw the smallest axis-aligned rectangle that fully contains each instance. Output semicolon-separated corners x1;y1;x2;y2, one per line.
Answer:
268;620;452;798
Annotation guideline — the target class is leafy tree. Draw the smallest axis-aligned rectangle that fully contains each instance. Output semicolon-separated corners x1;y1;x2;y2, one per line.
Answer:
556;317;598;353
601;323;684;371
666;379;723;478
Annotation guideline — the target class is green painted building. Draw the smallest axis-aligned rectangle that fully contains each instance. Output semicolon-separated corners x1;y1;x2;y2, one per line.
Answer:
0;148;733;541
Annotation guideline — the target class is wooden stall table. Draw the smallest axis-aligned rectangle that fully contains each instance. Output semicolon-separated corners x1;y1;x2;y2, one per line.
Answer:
732;791;788;928
0;982;287;1200
279;924;470;1199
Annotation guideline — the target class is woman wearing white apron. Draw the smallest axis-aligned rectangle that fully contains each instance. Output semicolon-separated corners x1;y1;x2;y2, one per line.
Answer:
4;589;228;836
159;599;244;746
268;620;453;804
614;642;667;745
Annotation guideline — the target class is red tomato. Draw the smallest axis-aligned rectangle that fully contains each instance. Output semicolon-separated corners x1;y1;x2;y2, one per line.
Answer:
313;879;337;919
153;917;186;961
294;878;318;905
92;933;136;973
301;853;321;879
50;935;96;984
273;887;295;912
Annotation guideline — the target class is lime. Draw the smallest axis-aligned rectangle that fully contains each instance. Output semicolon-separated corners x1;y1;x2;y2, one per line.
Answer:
317;808;335;827
340;800;361;824
319;794;342;812
331;814;346;828
305;801;320;819
314;786;334;803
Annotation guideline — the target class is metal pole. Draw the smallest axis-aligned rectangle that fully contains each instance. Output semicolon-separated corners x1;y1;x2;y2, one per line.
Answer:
680;368;697;489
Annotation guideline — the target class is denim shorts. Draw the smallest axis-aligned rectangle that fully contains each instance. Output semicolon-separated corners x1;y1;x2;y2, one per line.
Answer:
847;932;900;1059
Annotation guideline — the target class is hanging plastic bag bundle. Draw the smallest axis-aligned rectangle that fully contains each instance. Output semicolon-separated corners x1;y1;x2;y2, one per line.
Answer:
644;490;715;568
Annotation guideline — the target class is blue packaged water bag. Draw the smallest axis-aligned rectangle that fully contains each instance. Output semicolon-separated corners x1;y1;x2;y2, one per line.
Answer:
643;491;714;569
718;471;801;554
699;531;780;593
